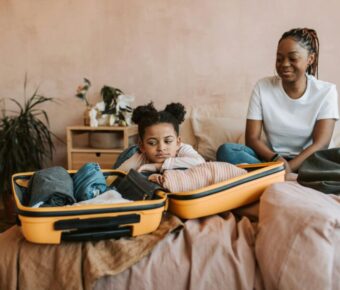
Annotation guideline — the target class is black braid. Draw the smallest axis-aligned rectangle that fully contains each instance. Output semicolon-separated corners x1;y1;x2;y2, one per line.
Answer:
279;28;319;78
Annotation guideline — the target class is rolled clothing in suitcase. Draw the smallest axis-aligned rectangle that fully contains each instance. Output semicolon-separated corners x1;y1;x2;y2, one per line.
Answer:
12;170;167;244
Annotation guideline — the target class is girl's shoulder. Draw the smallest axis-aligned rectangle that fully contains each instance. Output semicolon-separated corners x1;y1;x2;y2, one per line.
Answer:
177;143;200;155
178;143;194;151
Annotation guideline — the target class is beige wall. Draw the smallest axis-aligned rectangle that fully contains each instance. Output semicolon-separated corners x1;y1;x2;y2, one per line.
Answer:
1;0;340;167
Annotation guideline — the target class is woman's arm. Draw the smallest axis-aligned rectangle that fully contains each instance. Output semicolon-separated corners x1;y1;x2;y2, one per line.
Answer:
245;119;292;171
288;119;336;172
245;119;277;161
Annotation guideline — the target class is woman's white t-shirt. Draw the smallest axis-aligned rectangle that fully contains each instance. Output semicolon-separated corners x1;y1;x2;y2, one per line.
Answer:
247;75;339;157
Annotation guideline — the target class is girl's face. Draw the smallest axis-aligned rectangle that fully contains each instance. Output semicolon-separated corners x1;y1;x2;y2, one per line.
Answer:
139;123;181;163
276;37;315;84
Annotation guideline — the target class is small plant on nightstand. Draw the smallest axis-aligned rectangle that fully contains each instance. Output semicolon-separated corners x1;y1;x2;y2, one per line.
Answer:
75;78;134;127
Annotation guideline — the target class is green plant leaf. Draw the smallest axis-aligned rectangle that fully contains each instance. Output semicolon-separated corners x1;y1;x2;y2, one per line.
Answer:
0;83;57;197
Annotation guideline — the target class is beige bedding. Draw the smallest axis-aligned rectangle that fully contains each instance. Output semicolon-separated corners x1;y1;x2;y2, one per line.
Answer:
0;213;182;290
94;213;262;290
256;181;340;290
95;181;340;290
1;181;339;290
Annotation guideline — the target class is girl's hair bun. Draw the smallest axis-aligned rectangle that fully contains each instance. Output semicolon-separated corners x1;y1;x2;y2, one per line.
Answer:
132;102;157;124
133;101;187;138
164;103;186;124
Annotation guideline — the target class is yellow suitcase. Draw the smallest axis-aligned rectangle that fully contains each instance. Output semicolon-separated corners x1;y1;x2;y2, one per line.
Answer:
167;162;285;219
12;162;284;243
12;170;167;244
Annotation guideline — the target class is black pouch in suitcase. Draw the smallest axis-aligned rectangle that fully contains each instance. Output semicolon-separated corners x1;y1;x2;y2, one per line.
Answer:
111;169;162;201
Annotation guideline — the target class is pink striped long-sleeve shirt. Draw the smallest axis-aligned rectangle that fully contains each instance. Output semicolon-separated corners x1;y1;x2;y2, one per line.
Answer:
117;143;206;173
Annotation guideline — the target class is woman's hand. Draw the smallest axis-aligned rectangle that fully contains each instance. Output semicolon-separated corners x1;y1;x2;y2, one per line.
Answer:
278;156;292;173
287;119;336;172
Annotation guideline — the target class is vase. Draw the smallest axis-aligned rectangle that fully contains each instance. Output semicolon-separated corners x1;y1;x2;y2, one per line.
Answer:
83;106;92;126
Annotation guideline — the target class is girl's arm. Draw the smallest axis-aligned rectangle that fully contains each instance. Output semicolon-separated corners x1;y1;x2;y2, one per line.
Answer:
160;144;205;171
288;119;336;172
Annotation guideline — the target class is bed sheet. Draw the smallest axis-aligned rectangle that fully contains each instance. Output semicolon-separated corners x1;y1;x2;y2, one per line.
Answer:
94;213;262;290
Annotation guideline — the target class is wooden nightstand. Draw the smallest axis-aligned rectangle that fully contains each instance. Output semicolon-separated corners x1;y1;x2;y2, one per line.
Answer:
66;125;138;170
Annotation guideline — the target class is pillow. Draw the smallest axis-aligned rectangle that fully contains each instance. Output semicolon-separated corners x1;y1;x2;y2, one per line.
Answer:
191;116;245;161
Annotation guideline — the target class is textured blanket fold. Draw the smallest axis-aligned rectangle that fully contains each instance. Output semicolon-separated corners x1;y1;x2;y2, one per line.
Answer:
256;182;340;290
0;213;182;290
94;213;262;290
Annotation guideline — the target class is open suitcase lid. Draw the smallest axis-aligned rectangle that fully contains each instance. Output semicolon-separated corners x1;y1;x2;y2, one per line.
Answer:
167;161;285;200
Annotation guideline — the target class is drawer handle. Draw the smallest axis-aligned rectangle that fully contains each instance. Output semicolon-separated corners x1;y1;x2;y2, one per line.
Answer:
96;152;101;157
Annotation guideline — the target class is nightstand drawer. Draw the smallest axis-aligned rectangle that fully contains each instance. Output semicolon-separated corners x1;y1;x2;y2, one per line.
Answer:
71;152;119;170
67;126;138;170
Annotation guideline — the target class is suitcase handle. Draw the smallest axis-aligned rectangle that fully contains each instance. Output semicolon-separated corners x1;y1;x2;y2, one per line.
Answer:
54;214;140;231
61;227;132;241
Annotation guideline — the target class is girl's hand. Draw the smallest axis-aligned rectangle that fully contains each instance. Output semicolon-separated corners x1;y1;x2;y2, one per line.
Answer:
137;163;163;173
148;174;164;185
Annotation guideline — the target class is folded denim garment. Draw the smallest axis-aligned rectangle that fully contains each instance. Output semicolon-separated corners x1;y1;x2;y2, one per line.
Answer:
72;162;107;201
28;166;76;207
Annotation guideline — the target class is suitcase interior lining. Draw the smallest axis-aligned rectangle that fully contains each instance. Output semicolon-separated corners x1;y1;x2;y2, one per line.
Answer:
13;171;164;208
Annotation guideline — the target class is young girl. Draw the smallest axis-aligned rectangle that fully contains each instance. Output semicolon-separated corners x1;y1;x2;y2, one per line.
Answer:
217;28;339;173
115;102;206;174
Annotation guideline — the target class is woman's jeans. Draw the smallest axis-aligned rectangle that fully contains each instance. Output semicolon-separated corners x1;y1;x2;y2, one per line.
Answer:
216;143;262;164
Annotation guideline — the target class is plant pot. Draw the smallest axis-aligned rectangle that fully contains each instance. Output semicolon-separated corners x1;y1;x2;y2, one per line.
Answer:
84;106;92;126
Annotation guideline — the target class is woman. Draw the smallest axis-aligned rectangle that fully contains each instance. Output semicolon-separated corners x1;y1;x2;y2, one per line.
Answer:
217;28;339;173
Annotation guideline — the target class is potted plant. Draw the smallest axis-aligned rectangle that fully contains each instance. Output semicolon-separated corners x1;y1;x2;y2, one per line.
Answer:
75;78;134;127
0;83;57;224
100;85;133;126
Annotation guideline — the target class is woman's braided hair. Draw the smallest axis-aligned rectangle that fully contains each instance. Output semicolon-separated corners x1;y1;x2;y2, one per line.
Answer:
132;102;186;139
279;28;319;77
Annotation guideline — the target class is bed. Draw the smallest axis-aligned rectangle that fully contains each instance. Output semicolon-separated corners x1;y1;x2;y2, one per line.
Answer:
0;102;339;290
1;180;339;290
94;181;340;290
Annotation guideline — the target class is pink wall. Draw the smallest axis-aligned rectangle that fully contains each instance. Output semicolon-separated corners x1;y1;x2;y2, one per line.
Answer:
1;0;340;166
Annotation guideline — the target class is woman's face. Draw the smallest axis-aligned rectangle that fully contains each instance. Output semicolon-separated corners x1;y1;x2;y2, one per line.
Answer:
276;37;315;84
139;122;181;163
